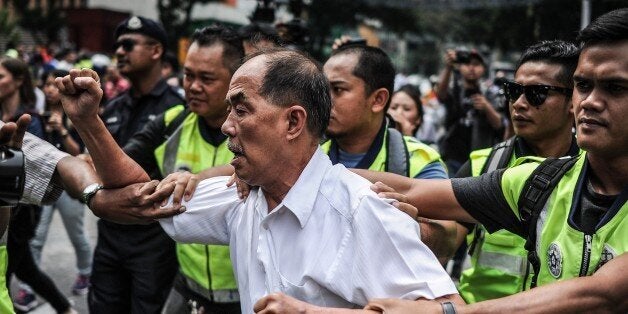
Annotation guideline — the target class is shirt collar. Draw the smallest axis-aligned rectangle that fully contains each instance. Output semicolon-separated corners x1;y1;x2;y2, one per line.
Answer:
280;147;331;228
129;78;169;99
515;134;580;158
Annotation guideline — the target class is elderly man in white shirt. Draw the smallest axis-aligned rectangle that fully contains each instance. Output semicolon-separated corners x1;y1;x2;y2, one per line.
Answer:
56;49;461;313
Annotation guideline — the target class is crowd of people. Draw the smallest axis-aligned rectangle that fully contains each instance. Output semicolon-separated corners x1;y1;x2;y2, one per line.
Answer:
0;6;626;314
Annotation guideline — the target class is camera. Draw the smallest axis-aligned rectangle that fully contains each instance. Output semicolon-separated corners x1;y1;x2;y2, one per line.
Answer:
0;145;25;206
455;50;471;64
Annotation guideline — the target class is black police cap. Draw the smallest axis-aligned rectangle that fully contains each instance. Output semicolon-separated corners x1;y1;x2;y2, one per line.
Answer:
114;16;168;48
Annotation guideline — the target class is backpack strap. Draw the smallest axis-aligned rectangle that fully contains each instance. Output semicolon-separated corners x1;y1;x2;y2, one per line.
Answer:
161;108;190;175
468;137;516;255
386;127;410;177
518;155;579;288
481;137;516;174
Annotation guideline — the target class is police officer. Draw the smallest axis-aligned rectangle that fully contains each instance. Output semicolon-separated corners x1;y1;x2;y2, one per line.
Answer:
360;8;628;313
456;40;580;303
91;16;184;313
322;44;456;262
119;25;243;313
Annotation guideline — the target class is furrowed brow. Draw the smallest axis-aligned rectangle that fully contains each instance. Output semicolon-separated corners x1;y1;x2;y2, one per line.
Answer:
226;91;246;106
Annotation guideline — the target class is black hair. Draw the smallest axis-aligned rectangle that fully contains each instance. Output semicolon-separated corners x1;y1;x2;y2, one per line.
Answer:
0;57;36;109
163;52;180;73
191;24;245;74
516;40;580;88
577;8;628;47
395;84;423;121
249;48;331;138
238;22;282;47
330;45;395;109
40;69;70;83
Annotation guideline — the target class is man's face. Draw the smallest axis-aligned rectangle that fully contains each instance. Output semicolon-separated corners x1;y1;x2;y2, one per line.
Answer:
573;41;628;157
510;61;573;142
459;59;485;82
221;56;285;185
114;33;159;75
183;43;232;125
324;53;374;139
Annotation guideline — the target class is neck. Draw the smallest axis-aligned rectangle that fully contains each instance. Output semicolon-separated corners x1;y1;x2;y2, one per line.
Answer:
586;153;628;195
524;128;573;158
1;92;20;120
129;65;163;96
463;79;479;89
335;117;383;154
262;143;317;210
201;114;227;130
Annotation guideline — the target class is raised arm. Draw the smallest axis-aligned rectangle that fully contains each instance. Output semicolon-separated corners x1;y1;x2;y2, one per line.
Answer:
56;68;148;187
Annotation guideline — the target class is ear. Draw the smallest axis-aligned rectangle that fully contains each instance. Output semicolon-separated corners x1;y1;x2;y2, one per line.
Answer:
369;88;389;114
152;44;164;62
285;105;307;141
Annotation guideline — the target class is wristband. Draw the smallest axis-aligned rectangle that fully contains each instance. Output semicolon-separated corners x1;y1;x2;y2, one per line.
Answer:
441;301;457;314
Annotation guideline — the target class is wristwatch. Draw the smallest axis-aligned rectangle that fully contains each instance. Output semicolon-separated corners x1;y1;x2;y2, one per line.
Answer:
81;183;104;207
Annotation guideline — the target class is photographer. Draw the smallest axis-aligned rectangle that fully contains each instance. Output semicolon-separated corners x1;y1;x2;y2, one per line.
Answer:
436;49;505;175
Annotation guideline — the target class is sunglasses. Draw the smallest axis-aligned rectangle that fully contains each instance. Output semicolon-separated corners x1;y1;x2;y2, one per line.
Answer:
113;39;156;52
503;81;572;107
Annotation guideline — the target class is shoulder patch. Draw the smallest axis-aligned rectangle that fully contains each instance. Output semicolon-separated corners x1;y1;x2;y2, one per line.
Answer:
547;242;563;278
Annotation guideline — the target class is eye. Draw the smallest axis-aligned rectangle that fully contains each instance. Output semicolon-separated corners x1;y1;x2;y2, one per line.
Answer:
574;80;592;93
604;82;627;95
233;104;247;117
201;76;214;84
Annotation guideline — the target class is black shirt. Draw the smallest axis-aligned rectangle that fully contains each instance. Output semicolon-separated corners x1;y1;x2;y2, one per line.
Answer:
102;79;184;180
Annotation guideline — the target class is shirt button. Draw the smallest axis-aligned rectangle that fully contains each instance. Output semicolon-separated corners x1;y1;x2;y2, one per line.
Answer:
262;222;269;230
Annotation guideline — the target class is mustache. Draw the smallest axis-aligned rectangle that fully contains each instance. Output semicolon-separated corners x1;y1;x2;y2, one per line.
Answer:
227;141;244;154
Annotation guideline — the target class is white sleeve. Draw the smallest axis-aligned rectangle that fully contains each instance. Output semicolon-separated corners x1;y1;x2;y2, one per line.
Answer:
20;132;69;205
332;194;458;303
158;176;241;245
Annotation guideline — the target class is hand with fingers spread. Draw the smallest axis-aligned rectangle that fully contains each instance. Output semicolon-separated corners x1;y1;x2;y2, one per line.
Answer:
226;173;251;199
371;181;419;221
0;114;31;149
156;171;200;208
90;180;185;224
55;68;103;123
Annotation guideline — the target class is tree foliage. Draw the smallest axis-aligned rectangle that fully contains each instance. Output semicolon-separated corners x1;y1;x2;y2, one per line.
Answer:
157;0;218;49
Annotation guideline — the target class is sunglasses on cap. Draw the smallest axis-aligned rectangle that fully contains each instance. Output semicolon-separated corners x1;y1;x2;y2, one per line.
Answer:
503;81;572;107
113;39;156;52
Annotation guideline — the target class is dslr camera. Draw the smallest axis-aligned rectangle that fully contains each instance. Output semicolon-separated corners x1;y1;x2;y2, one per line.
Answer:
455;50;471;64
0;145;25;206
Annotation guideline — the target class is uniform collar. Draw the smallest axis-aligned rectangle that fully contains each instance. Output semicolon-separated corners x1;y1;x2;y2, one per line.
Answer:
129;78;169;99
328;117;387;169
515;135;580;158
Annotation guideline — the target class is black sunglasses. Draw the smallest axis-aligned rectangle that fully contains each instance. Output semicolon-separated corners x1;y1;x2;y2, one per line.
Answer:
503;81;572;107
113;39;156;52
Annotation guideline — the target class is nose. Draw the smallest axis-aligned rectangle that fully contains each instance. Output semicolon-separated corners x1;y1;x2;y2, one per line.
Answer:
577;87;604;113
221;112;236;137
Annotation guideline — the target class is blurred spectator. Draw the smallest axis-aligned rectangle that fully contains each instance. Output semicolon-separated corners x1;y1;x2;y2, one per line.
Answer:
103;63;130;101
388;84;423;137
418;75;446;145
55;48;78;71
436;48;505;175
161;51;182;89
238;22;282;55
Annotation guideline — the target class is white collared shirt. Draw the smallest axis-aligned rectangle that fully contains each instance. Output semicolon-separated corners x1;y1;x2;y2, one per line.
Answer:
159;148;456;313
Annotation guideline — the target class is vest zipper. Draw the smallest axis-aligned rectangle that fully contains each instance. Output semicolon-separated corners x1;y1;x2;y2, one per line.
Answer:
579;234;593;277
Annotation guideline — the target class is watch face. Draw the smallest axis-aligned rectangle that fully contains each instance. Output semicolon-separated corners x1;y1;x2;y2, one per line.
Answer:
82;183;103;204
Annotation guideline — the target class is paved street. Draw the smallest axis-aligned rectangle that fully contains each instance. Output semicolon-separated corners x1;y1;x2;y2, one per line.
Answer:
10;208;98;314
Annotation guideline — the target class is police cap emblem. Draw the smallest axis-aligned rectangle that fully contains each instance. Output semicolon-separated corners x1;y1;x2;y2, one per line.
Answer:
127;16;142;30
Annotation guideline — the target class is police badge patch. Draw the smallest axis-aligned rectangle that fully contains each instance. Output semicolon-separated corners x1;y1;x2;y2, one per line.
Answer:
595;244;616;271
547;242;562;278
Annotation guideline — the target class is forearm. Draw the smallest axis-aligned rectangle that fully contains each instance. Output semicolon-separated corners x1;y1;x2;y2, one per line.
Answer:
72;117;148;187
460;254;627;314
351;169;415;195
482;104;503;131
55;155;101;198
419;219;458;265
436;66;453;101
